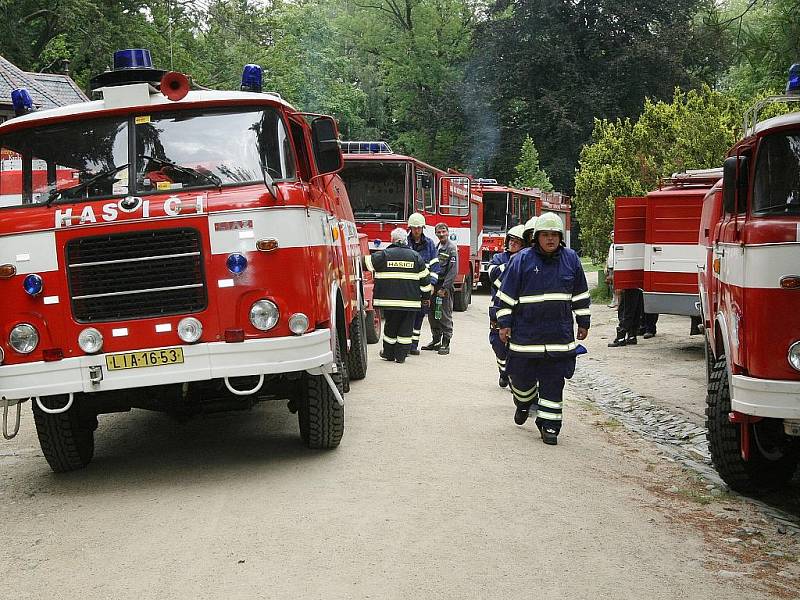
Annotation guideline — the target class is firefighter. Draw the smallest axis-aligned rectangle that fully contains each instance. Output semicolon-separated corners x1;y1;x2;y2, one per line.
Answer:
364;227;432;364
488;224;526;387
406;212;441;355
497;212;590;445
422;222;458;355
522;215;539;247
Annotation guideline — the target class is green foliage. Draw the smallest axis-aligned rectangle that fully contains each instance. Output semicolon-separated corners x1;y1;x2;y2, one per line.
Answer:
512;135;553;191
574;86;746;262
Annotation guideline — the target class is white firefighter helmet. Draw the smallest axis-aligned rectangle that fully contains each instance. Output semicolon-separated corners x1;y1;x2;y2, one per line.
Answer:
407;212;426;228
533;212;564;236
506;225;526;245
523;216;538;234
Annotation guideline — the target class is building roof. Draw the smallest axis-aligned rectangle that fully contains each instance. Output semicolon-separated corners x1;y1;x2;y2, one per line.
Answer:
0;54;87;110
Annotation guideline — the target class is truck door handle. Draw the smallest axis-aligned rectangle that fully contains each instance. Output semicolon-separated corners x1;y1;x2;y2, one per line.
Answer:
653;247;662;252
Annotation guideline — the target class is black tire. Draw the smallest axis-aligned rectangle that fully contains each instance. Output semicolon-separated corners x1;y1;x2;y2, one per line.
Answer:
453;275;472;312
346;309;368;380
32;394;96;473
705;353;798;492
365;309;381;344
298;334;345;449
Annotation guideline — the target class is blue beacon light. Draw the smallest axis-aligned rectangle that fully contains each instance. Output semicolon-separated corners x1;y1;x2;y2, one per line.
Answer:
241;64;263;93
226;254;248;275
23;274;43;296
787;64;800;94
373;238;381;248
113;49;154;70
11;88;34;116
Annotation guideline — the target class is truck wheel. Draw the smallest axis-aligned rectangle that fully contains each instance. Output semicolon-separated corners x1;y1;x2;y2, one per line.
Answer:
453;275;472;312
346;309;368;380
298;334;345;449
705;354;798;492
32;394;96;473
365;309;381;344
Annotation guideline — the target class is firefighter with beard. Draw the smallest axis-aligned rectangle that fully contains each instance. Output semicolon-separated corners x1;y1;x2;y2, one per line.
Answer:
488;224;526;388
364;227;432;364
497;213;591;445
406;212;441;355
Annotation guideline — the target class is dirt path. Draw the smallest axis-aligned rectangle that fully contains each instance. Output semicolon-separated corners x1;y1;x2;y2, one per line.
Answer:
1;303;797;599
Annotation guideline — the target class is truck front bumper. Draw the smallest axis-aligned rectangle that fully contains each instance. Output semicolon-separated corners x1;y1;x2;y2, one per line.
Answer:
731;375;800;419
0;329;333;401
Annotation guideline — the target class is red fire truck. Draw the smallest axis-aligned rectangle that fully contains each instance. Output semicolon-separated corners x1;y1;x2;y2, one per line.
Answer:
476;179;572;289
612;169;721;333
698;73;800;492
340;142;480;316
0;50;368;471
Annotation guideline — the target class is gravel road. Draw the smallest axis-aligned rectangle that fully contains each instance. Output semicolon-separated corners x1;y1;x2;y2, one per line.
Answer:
1;295;798;599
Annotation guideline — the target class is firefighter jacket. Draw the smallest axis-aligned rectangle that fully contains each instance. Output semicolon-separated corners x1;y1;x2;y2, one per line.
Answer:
408;233;442;286
496;245;591;357
488;250;513;322
364;243;432;311
435;239;458;291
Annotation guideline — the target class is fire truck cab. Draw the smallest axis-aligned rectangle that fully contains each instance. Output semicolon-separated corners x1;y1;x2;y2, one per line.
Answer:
340;142;480;313
699;70;800;492
477;179;571;289
0;51;367;471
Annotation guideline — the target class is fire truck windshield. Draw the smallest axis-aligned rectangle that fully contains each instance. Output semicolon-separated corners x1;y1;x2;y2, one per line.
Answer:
0;106;294;208
340;161;407;221
753;131;800;216
483;191;508;231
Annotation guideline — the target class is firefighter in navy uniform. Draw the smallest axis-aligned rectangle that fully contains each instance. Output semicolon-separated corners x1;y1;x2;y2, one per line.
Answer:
406;212;441;355
488;224;526;387
497;213;591;445
364;227;432;364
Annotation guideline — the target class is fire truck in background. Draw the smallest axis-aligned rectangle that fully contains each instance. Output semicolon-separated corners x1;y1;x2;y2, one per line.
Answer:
340;142;480;320
0;50;367;471
697;69;800;492
612;169;721;333
476;179;571;289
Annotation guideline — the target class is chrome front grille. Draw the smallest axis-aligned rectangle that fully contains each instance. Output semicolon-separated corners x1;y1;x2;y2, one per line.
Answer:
66;228;207;323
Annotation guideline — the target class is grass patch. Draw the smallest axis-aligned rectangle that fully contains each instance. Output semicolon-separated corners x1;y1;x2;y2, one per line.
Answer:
590;284;611;303
674;488;714;505
596;418;623;429
580;258;605;273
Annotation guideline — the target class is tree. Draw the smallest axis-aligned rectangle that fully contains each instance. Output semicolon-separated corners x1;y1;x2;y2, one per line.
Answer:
574;86;745;262
512;135;552;191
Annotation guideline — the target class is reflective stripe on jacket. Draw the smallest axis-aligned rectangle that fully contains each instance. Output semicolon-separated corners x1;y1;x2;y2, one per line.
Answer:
496;245;590;357
409;233;442;286
364;244;432;311
488;250;513;321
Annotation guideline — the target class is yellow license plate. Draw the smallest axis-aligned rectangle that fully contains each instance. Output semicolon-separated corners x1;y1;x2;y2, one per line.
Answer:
105;348;184;371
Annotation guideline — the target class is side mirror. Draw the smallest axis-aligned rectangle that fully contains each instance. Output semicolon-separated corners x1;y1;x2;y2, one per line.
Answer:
723;155;748;214
311;116;343;175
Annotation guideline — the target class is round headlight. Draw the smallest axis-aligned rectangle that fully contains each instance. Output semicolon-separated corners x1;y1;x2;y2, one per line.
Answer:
9;323;39;354
789;341;800;372
250;299;279;331
78;327;104;354
288;313;309;335
178;317;203;343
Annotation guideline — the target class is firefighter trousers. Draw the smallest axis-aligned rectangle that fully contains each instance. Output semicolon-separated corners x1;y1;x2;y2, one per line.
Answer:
428;290;453;341
506;355;576;433
382;310;416;361
489;329;507;374
411;308;428;351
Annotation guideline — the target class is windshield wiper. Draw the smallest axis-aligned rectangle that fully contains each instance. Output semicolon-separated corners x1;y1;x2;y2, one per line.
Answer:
140;154;222;189
45;163;130;207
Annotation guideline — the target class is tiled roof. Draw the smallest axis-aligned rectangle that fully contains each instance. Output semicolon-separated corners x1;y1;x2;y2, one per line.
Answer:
0;54;87;110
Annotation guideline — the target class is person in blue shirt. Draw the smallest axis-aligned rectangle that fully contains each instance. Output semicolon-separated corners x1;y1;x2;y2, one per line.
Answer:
497;213;591;445
488;224;525;387
406;213;441;355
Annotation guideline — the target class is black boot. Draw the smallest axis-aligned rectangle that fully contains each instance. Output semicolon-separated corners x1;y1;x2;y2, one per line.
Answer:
437;337;450;355
625;334;638;345
514;403;530;425
607;327;627;347
422;336;441;351
498;372;509;388
540;426;559;445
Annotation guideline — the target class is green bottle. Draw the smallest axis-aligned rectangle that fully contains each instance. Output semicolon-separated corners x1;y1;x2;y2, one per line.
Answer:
434;296;443;319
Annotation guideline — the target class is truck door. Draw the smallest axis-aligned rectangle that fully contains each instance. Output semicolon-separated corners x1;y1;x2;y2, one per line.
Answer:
644;191;704;297
613;196;646;290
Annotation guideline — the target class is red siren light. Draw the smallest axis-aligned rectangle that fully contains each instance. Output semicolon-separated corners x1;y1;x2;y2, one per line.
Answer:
161;71;190;101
